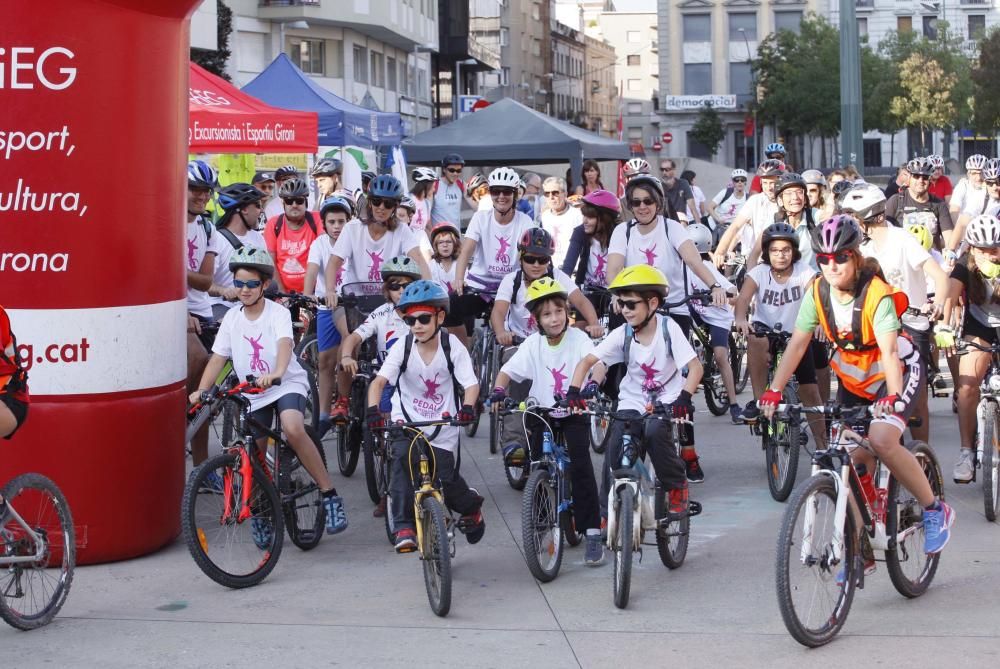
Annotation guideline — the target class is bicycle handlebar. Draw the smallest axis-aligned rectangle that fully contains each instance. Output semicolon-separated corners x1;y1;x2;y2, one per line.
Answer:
657;290;712;313
371;416;472;430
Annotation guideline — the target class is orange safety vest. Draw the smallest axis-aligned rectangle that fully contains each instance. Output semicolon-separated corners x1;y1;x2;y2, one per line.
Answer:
813;271;909;400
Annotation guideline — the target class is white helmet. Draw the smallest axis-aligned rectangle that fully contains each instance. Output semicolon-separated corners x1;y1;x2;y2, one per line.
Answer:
624;158;651;178
966;154;988;171
411;166;438;183
966;215;1000;249
687;223;713;254
730;168;748;181
840;182;886;222
801;169;827;187
927;154;944;169
488;166;521;189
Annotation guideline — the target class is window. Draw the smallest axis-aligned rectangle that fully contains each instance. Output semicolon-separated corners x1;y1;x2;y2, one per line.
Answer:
683;63;712;95
401;60;410;95
863;138;882;168
500;66;509;86
923;16;939;39
290;38;324;76
969;14;986;40
370;51;384;87
500;27;509;47
627;127;643;141
730;61;752;107
387;56;397;91
897;16;912;33
683;14;711;42
627;78;641;92
729;13;757;41
353;45;367;83
858;17;868;38
627;101;643;114
627;54;641;66
774;11;803;34
626;30;640;43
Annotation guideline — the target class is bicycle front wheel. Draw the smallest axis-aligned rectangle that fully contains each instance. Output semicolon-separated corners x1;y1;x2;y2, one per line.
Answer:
765;388;801;502
465;330;486;438
655;486;690;569
294;334;320;433
731;331;749;394
521;469;563;582
980;402;999;522
885;442;943;598
0;473;75;630
612;486;634;609
420;496;452;617
589;396;613;455
182;452;284;589
775;474;857;647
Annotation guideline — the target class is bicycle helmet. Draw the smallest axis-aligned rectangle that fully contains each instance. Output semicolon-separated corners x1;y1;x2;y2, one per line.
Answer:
966;154;988;171
757;158;786;177
441;152;465;167
582;189;621;215
765;142;786;157
761;222;801;264
518;227;555;257
368;174;404;200
331;189;357;217
524;276;569;312
906;157;933;177
411;166;438;183
988;158;1000;171
217;183;265;212
927;154;945;169
775;172;807;197
811;214;863;254
905;223;933;252
984;166;1000;182
687;223;713;254
625;174;664;201
187;159;218;190
311;158;342;177
965;214;1000;249
802;169;827;187
465;173;487;197
398;194;417;214
623;157;651;178
429;222;460;243
361;171;377;187
274;164;299;180
488;166;521;189
396;280;450;314
608;264;669;297
319;195;354;220
380;255;422;281
839;182;886;222
229;245;275;279
278;178;309;199
730;168;749;181
832;179;856;204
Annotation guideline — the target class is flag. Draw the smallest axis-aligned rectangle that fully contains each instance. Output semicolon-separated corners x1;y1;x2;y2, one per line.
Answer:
744;116;754;138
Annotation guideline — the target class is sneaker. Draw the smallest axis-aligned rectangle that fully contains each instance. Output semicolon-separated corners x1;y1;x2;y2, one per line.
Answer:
372;496;387;518
584;532;605;565
323;495;349;535
250;517;273;550
200;470;225;494
502;443;525;466
729;404;743;425
953;449;975;484
742;400;760;422
394;527;417;553
461;509;486;544
668;485;689;515
923;501;955;554
684;456;705;484
317;416;333;439
331;397;350;424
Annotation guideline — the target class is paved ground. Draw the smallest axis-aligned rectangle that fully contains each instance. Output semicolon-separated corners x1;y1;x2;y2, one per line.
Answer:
4;392;999;667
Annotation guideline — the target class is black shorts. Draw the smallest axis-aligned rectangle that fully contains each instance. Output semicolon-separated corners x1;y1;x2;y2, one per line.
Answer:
962;315;998;344
1;394;28;440
750;328;817;385
835;342;924;433
810;340;830;370
193;314;217;353
444;292;491;328
249;393;307;440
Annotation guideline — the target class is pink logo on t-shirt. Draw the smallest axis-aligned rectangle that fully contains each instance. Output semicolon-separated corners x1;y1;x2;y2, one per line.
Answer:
640;359;659;390
593;252;608;283
335;265;346;287
244;334;271;374
187;237;198;270
495;235;512;265
367;249;385;281
549;363;567;397
640;244;658;266
526;313;537;333
420;372;444;404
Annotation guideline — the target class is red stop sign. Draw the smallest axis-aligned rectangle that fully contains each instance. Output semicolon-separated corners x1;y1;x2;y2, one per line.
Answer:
662;132;673;143
652;142;663;151
471;99;490;112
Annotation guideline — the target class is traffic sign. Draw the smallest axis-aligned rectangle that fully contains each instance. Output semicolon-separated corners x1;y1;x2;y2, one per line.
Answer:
471;98;490;112
652;142;662;151
662;132;673;144
458;95;485;117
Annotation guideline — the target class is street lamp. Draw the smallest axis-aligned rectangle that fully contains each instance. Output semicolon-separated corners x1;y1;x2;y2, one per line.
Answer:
453;58;478;121
738;28;758;169
838;0;863;168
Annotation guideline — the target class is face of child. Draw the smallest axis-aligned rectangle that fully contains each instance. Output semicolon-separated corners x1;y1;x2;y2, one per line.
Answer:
617;290;654;327
385;277;413;305
234;268;267;305
522;254;551;280
324;212;348;242
768;240;795;271
537;301;566;337
435;235;455;258
395;207;411;225
405;309;444;340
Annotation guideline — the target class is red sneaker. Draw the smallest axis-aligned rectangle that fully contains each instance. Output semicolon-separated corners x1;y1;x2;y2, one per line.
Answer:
331;397;350;423
394;528;417;553
668;485;689;515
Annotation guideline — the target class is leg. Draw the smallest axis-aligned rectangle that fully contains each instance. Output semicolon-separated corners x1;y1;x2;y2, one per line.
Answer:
0;401;18;439
434;446;483;516
279;408;334;492
713;344;737;403
644;417;688;491
389;434;417;532
868;424;935;507
811;341;831;404
797;383;827;448
955;346;990;482
561;416;601;532
186;330;210;465
747;334;770;399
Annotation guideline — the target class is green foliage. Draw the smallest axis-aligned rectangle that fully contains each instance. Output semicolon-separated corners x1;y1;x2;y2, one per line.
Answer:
690;103;726;158
971;27;1000;133
191;0;233;81
890;52;957;148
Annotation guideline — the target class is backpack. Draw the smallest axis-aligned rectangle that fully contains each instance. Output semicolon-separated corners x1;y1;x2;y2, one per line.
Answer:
620;313;678;389
273;211;318;238
0;317;28;397
195;214;213;242
716;186;735;209
394;331;465;440
623;219;690;305
217;227;244;251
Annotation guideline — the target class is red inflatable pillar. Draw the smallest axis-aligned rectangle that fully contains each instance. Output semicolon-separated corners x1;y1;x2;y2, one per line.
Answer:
1;0;202;563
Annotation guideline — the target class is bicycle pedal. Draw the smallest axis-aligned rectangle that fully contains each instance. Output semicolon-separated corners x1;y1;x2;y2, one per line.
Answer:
687;501;702;517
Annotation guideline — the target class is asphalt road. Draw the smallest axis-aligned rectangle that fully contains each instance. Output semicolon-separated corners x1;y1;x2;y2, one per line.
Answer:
3;392;999;667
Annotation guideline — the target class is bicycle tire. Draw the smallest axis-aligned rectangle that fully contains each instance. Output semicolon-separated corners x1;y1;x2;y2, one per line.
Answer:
765;387;801;502
0;473;75;631
420;496;453;617
465;330;485;438
363;429;381;505
220;399;237;449
612;486;634;609
655;486;690;569
590;396;612;455
505;458;529;491
294;334;321;433
980;402;999;522
732;331;750;394
775;474;857;647
337;376;366;477
384;489;396;545
280;427;328;551
182;452;284;589
521;469;563;582
885;442;942;598
561;509;582;547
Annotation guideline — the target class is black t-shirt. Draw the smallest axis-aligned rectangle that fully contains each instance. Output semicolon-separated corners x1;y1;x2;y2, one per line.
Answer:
663;178;694;216
951;262;1000;342
885;190;953;245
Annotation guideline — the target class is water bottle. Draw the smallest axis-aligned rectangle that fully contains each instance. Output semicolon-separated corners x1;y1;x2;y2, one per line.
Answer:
856;463;876;507
542;430;553;456
620;434;635;468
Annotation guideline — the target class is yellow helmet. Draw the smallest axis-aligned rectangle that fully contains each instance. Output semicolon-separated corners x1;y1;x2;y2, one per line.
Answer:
524;276;568;312
905;223;933;252
608;264;669;296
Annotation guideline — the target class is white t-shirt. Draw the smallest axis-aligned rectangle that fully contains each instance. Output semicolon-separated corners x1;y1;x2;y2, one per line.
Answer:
463;209;538;290
951;178;989;216
496;267;580;339
477;195;494;211
746;261;816;331
410;198;432;237
307;234;351;299
688;261;735;330
608;216;693;316
186;218;217;319
211;300;311;411
687;185;706;222
711;187;748;225
540;205;583;270
430;179;462;226
355;302;407;359
593;315;697;412
859;226;931;329
332;219;418;293
210;227;268;311
501;328;595;407
585;239;610;287
431;258;457;293
736;193;780;252
376;333;477;452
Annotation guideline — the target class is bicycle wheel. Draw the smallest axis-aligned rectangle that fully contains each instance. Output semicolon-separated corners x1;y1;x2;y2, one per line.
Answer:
702;354;729;416
294;334;320;433
465;330;485;438
279;427;328;551
885;442;943;598
612;486;634;609
590;396;612;455
337;377;365;477
731;331;750;394
521;469;563;582
505;458;529;491
420;496;452;617
561;509;582;547
980;402;999;522
0;473;75;631
655;486;690;569
182;452;284;589
363;428;382;505
775;474;857;647
220;399;237;449
765;388;801;502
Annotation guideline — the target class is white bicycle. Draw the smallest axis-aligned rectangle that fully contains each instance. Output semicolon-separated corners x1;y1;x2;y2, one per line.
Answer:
956;338;1000;521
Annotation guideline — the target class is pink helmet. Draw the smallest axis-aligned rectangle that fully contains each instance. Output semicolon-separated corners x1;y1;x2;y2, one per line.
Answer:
582;189;621;215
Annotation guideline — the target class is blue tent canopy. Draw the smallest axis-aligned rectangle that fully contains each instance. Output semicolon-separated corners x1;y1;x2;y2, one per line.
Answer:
242;54;404;148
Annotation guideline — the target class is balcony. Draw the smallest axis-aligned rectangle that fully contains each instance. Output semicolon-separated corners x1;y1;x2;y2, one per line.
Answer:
960;0;990;5
855;0;874;11
259;0;320;5
257;0;437;51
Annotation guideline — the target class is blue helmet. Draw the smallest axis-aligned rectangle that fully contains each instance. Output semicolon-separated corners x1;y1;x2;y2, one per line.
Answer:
765;142;786;157
188;160;218;190
320;195;354;219
369;174;404;200
396;280;450;314
217;183;265;212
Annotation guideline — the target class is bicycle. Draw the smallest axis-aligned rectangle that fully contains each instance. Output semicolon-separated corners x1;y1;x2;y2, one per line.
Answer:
774;403;944;647
463;287;497;442
182;376;328;589
955;337;1000;521
0;474;75;630
581;284;615;454
687;316;742;417
277;292;321;434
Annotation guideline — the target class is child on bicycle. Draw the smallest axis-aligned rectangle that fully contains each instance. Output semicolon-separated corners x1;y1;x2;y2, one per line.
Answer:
190;246;348;535
429;222;460;293
758;215;954;557
490;278;607;564
570;265;702;521
366;281;484;553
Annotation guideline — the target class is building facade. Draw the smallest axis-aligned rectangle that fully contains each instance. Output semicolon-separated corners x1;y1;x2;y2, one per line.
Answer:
473;0;554;112
584;31;618;137
552;19;588;122
598;10;660;154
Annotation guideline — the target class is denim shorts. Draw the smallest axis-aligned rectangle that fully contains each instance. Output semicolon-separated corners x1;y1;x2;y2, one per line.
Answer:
249;393;307;439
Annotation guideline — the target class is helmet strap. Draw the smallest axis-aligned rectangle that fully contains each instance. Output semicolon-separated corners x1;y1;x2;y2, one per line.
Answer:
633;299;658;340
237;210;254;232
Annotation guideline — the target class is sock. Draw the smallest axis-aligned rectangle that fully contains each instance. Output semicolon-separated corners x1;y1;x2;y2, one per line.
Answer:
322;488;338;498
681;447;697;461
586;528;600;537
925;500;941;512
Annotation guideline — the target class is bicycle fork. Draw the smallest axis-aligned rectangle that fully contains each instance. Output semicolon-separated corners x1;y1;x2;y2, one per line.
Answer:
799;465;851;570
606;478;641;551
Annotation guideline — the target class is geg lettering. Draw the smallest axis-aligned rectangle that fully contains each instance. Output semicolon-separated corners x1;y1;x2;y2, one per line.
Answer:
0;47;77;90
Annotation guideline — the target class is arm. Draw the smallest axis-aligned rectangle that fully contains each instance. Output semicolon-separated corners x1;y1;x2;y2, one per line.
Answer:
922;257;949;315
407;247;432;279
188;252;215;291
303;263;319;296
490;299;513;346
258;338;292;388
947;212;969;255
367;374;388;407
570;352;600;389
606;252;625;286
713;214;748;267
453;237;477;294
746;235;764;269
561;227;584;276
677;240;727;306
191;354;229;401
682;357;703;394
705;198;721;225
463;383;480;408
874;330;903;397
269;252;287;293
339;332;362;375
733;274;759;336
324;254;344;307
568;290;603;337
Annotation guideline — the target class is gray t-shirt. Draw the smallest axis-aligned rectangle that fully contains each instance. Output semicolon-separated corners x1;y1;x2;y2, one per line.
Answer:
663;178;695;217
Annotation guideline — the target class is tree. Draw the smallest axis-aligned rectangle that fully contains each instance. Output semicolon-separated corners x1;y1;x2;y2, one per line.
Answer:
191;0;233;81
971;27;1000;134
690;103;725;158
890;52;956;152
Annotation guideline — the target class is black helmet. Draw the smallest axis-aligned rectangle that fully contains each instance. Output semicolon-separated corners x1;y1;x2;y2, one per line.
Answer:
906;157;934;177
441;152;465;167
775;172;806;197
831;179;855;204
361;171;377;187
761;222;801;264
311;158;342;177
518;227;555;257
217;183;265;212
757;159;786;178
278;178;309;199
274;164;299;180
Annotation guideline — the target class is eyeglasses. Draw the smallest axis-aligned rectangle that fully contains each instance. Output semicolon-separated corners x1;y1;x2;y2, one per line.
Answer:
769;247;794;255
282;197;306;206
733;178;747;183
987;180;999;187
521;255;550;266
910;174;931;181
368;196;397;209
490;187;515;197
629;197;656;208
233;279;263;289
660;166;675;173
403;313;435;326
618;298;646;311
544;190;563;197
816;251;853;266
386;281;412;291
446;168;462;174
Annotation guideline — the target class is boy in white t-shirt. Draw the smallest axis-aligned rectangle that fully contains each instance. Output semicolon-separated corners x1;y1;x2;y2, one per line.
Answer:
190;245;348;536
367;281;484;554
208;183;268;323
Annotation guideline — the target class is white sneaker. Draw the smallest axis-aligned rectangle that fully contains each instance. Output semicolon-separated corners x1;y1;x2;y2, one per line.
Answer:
953;449;975;483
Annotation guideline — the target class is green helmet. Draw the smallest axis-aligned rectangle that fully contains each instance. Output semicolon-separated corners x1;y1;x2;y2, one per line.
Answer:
380;255;422;281
229;245;275;279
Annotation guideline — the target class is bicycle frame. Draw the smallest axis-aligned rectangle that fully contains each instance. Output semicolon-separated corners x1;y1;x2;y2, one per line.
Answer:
0;504;48;566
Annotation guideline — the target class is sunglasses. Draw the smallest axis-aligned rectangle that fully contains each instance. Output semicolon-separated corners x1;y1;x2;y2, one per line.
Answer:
403;313;435;326
630;197;656;207
987;180;999;187
386;281;412;291
521;255;550;266
544;190;563;197
816;251;852;266
446;168;462;174
369;196;397;209
233;279;263;289
490;187;515;197
660;166;675;172
618;298;646;311
911;174;931;181
283;197;306;206
733;178;747;183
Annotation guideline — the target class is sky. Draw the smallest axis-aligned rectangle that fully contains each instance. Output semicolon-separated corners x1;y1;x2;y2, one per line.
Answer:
611;0;656;11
